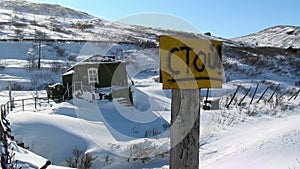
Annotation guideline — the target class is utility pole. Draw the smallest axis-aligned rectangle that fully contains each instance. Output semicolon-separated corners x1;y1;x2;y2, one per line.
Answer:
37;41;41;69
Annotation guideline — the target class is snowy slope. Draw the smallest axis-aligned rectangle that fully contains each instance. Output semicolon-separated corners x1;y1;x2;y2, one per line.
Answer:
232;25;300;49
0;0;239;46
201;111;300;169
6;80;171;168
0;0;203;42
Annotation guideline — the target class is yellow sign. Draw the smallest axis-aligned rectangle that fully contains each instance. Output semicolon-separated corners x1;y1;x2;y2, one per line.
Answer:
160;36;223;89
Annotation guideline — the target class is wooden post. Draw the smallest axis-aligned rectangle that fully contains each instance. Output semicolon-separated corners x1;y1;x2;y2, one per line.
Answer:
226;86;239;108
159;36;222;169
268;84;280;102
170;89;200;169
294;89;300;100
34;97;37;109
6;103;9;114
250;83;259;104
8;81;14;111
288;89;300;101
204;88;209;108
67;83;70;99
238;87;251;106
22;99;24;111
257;86;269;103
38;41;41;69
40;160;51;169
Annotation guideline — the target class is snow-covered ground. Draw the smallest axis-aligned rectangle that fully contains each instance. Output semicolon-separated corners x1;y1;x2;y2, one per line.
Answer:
2;71;300;169
0;0;299;169
201;111;300;169
5;75;172;169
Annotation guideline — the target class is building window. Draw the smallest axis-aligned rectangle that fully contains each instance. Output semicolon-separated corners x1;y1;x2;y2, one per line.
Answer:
74;82;82;91
88;68;98;84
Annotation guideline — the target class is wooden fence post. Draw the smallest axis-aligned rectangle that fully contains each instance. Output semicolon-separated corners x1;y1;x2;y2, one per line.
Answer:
250;83;259;104
34;97;37;109
268;84;280;102
226;86;239;108
6;103;9;114
294;89;300;100
288;89;300;101
22;99;24;111
257;86;269;103
238;87;251;106
40;160;51;169
10;100;13;112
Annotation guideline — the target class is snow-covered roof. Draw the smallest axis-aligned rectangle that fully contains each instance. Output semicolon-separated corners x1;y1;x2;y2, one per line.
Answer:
81;54;117;63
65;53;126;72
62;70;75;76
48;83;62;88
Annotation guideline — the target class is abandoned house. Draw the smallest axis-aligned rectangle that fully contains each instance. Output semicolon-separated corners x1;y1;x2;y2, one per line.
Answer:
49;54;133;104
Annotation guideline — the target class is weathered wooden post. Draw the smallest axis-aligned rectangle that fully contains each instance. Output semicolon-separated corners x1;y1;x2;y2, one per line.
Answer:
34;97;37;109
22;99;25;111
257;86;269;103
226;86;239;108
294;89;300;100
6;102;9;114
288;89;300;101
40;160;51;169
238;87;251;106
268;84;280;102
170;89;200;169
159;36;222;169
250;83;259;104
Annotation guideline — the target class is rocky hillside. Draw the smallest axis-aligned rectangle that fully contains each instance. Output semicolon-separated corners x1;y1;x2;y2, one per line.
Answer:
0;0;218;43
232;25;300;49
0;0;93;19
225;26;300;83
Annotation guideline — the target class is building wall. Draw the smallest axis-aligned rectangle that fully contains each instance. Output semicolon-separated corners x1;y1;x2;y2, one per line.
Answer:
63;62;128;92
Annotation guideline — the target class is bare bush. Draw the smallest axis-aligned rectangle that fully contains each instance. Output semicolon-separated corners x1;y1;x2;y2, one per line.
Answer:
50;61;65;72
5;83;24;91
66;146;97;169
54;46;67;57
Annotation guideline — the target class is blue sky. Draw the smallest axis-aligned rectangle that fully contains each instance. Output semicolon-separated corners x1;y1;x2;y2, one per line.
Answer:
29;0;299;38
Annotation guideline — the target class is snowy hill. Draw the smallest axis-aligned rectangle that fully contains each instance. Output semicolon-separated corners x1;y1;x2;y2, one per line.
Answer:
0;0;228;90
0;0;93;19
0;0;299;169
232;25;300;49
0;0;213;42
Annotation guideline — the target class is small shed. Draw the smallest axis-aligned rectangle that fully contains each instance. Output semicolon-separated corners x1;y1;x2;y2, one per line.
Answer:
202;97;221;110
47;83;65;101
200;89;225;110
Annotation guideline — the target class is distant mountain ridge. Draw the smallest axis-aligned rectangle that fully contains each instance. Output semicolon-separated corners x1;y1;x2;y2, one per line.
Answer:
233;25;300;49
0;0;299;50
0;0;234;45
0;0;93;19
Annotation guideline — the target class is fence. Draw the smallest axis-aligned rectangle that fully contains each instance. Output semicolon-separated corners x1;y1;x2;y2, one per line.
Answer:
226;83;300;108
0;97;52;169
